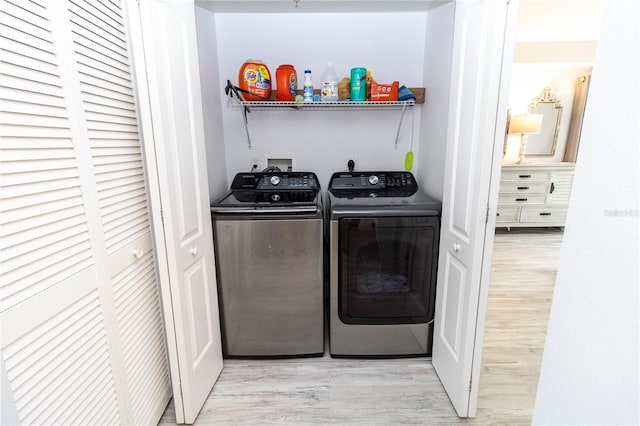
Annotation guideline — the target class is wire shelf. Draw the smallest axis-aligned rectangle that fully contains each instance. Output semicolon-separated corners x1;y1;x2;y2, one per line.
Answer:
231;99;416;111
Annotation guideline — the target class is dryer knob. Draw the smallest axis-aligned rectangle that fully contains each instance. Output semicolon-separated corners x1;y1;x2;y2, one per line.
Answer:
270;175;281;186
368;175;379;185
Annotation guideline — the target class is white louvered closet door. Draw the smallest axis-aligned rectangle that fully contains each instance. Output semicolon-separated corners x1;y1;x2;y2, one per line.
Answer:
0;0;171;424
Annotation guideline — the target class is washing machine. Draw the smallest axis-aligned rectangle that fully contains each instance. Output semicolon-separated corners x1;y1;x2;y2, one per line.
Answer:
327;171;441;357
211;171;324;357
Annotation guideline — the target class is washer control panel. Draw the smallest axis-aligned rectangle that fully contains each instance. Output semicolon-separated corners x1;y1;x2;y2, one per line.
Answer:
231;172;319;191
259;173;317;189
229;172;320;203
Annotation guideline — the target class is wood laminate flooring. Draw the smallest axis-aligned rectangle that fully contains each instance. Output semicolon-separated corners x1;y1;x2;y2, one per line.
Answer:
159;228;563;425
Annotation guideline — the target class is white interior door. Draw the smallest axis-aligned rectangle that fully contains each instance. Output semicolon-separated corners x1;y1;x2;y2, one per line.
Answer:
431;0;513;417
1;0;171;424
128;0;223;423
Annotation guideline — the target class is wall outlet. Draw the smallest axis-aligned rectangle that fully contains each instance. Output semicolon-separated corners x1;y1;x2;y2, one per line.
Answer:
343;156;358;171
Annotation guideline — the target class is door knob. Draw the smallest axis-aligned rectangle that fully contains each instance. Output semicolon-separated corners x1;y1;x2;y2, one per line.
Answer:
190;247;198;256
453;243;460;252
133;248;144;259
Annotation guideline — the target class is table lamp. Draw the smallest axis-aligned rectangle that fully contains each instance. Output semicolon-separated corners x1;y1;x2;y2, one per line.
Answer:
509;113;543;164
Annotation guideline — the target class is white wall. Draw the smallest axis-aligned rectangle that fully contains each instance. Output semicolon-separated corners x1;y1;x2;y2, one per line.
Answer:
417;2;454;200
195;3;229;201
532;0;639;424
212;12;430;189
515;0;603;43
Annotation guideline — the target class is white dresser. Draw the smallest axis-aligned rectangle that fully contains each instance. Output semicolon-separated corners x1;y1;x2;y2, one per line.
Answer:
497;163;575;229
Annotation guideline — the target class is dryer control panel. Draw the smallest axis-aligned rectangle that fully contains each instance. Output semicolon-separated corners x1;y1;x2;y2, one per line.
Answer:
329;172;417;191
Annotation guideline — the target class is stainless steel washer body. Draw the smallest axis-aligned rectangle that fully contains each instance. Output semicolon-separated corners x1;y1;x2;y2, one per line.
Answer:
211;172;324;357
327;172;441;357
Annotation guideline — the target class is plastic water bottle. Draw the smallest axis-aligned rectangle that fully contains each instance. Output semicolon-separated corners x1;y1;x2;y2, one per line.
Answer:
321;62;338;102
303;70;313;102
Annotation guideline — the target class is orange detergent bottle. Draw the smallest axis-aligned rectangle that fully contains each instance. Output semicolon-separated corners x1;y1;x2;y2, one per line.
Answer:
238;60;272;101
276;64;297;101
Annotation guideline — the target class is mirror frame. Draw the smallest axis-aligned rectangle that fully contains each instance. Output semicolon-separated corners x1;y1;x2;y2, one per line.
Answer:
526;88;562;156
503;108;511;157
564;74;591;162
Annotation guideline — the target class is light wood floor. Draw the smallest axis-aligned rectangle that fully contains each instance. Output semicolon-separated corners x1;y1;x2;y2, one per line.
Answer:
159;228;563;425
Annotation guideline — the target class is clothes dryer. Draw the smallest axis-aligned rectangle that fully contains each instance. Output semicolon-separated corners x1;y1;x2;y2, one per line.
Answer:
327;171;441;357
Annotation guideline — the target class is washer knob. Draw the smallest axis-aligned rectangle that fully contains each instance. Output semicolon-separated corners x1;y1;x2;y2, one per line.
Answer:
368;175;379;185
270;175;281;186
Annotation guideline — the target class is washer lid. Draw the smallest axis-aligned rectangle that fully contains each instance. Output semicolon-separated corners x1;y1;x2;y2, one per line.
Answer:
211;191;320;214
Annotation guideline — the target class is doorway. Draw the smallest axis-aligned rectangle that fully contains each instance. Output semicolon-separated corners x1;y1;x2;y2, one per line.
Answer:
476;0;603;421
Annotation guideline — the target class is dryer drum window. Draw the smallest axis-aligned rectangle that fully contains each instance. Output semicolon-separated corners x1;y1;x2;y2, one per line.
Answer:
338;216;440;325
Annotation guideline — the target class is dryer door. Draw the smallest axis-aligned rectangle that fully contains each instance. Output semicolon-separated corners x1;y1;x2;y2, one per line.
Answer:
339;216;440;325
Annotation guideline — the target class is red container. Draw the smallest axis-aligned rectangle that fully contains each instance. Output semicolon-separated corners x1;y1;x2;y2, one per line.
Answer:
276;64;297;101
370;81;399;102
238;60;271;101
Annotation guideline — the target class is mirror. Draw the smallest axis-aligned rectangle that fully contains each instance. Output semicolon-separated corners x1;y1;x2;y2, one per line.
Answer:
526;88;562;156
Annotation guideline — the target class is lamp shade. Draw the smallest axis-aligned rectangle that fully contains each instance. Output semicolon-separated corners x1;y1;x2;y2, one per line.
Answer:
510;113;543;134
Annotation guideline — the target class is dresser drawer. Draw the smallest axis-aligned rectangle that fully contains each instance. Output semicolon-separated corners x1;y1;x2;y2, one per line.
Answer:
496;207;518;222
499;182;548;194
519;207;568;223
498;194;547;205
500;170;550;182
